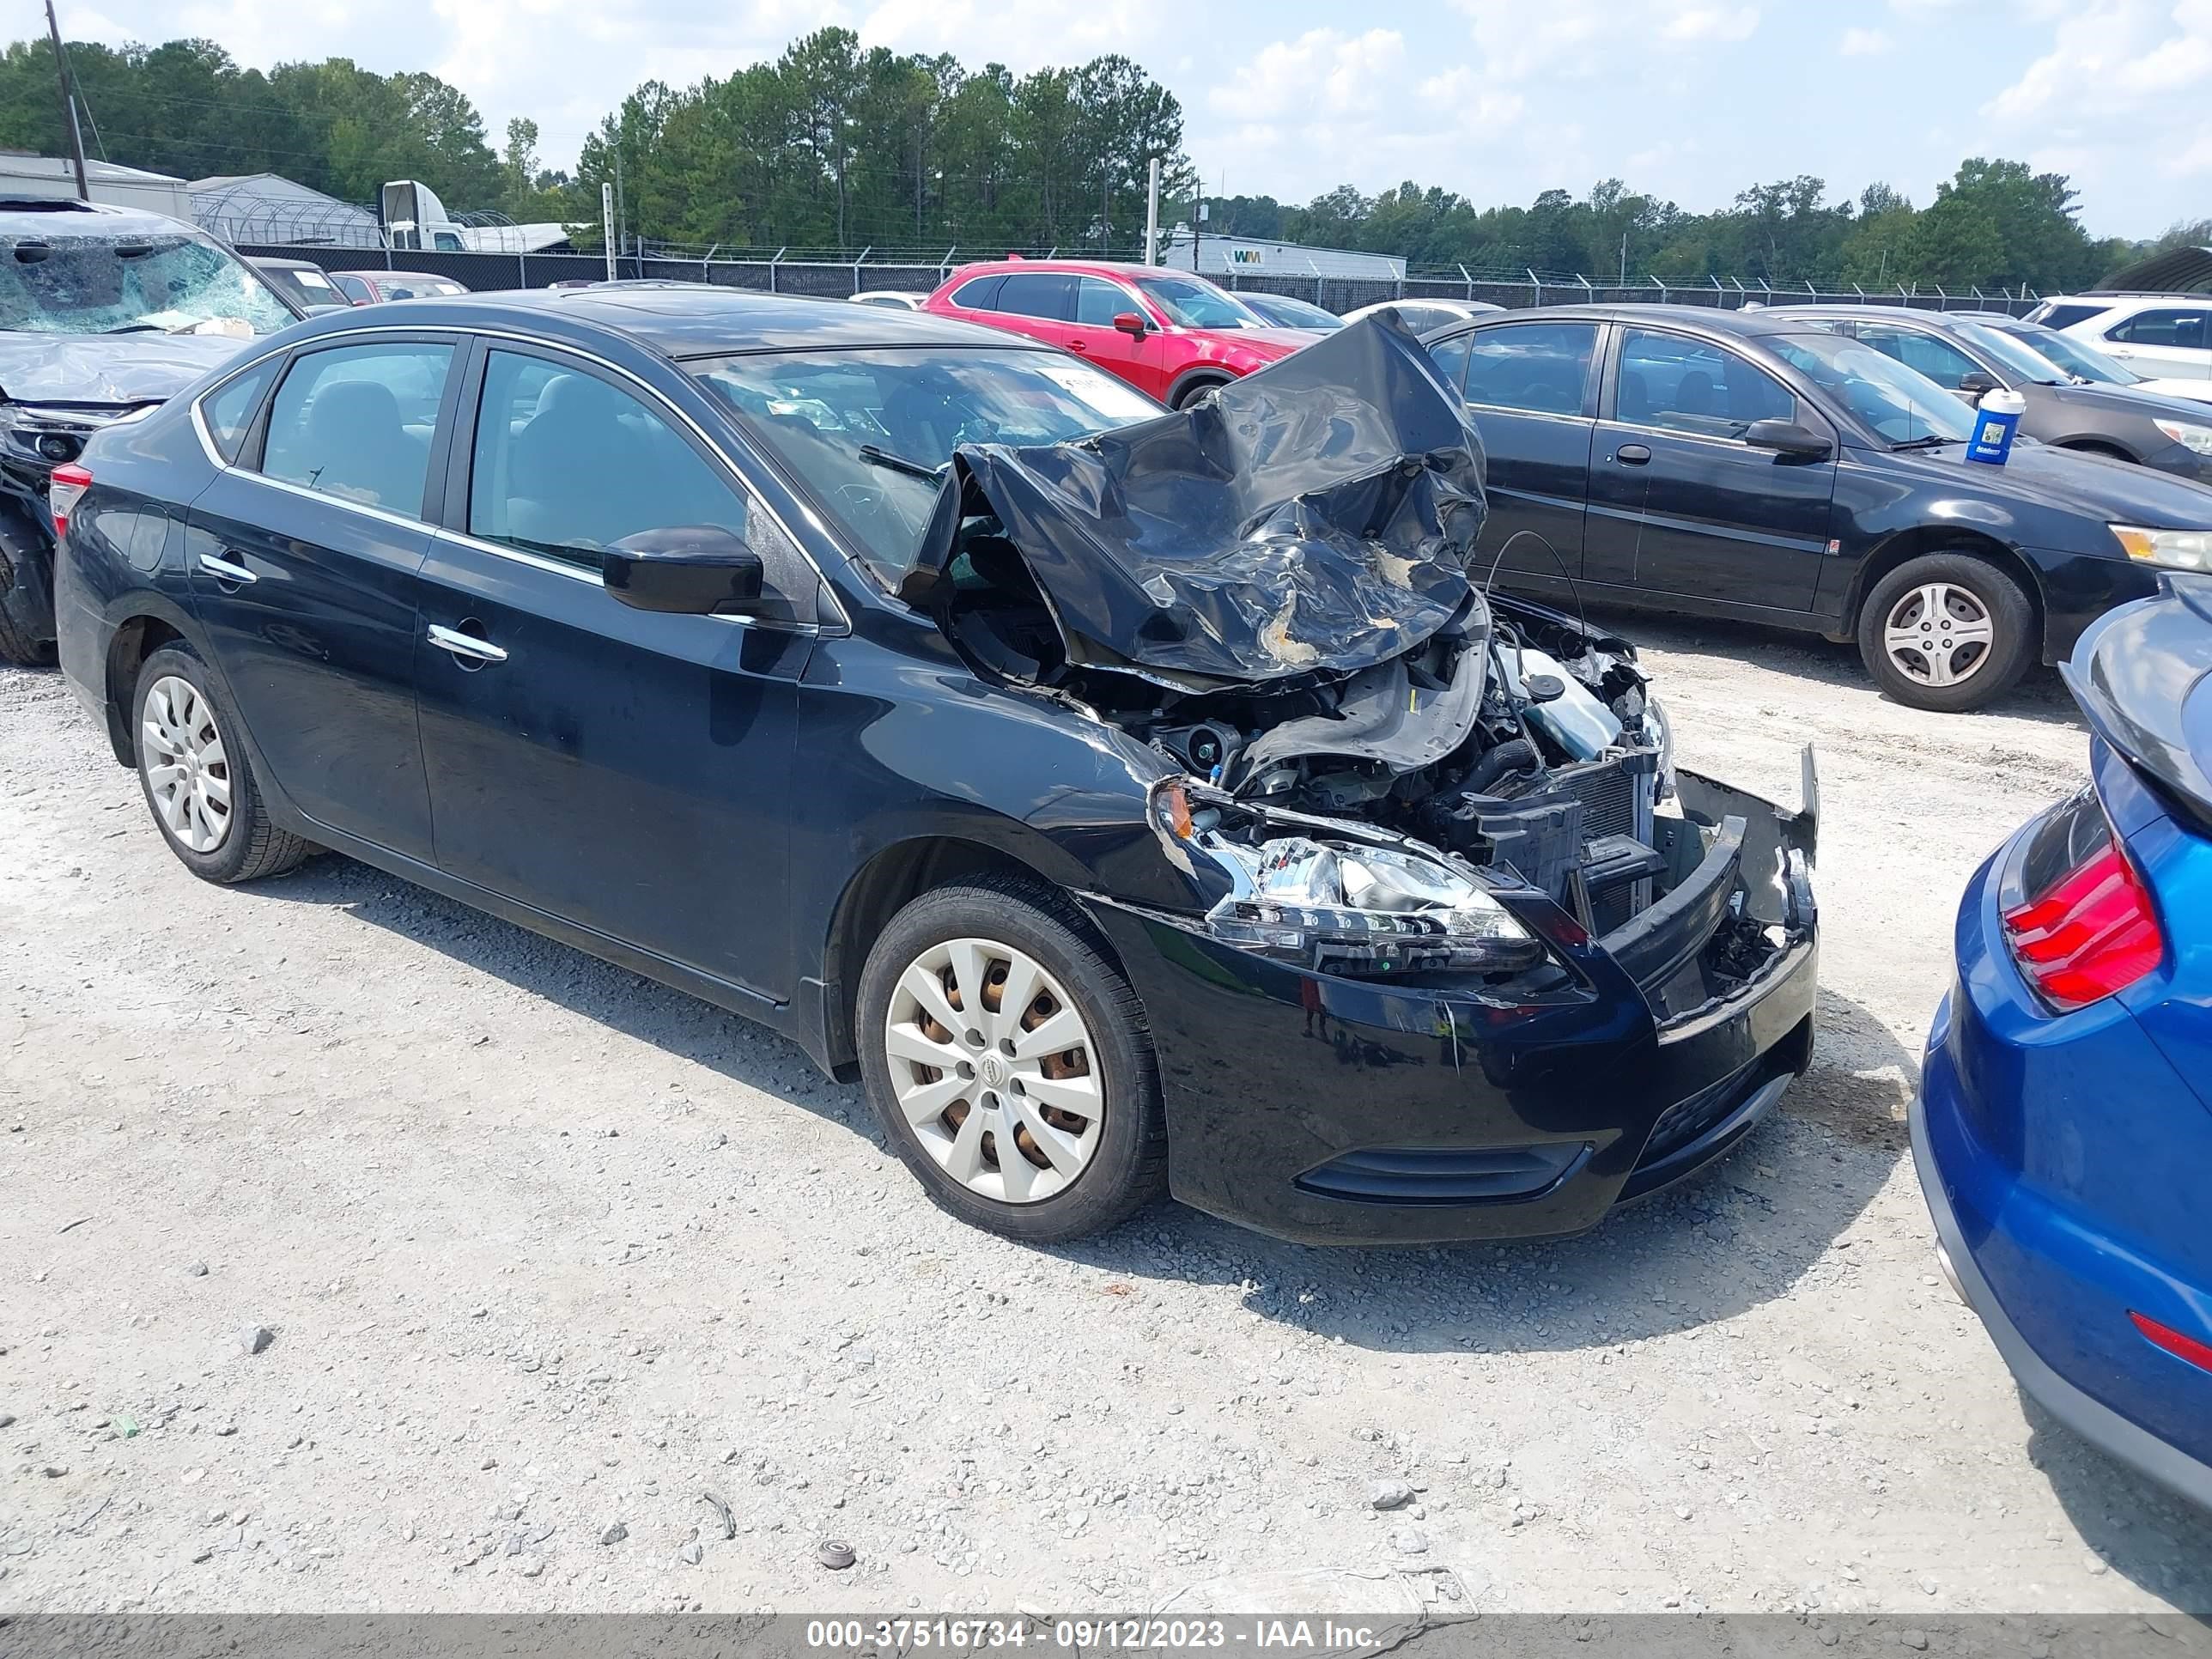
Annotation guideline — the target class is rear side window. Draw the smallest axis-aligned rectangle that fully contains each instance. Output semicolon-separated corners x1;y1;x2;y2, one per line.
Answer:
199;357;280;465
1616;328;1796;436
995;272;1077;321
2037;303;2111;331
1462;323;1598;415
260;342;453;515
465;349;817;623
949;275;1005;311
2107;309;2210;349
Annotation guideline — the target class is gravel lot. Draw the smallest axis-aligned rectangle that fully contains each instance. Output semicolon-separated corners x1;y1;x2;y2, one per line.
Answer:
4;617;2210;1619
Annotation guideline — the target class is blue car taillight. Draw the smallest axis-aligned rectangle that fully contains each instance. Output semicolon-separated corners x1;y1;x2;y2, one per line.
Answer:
2001;789;2164;1012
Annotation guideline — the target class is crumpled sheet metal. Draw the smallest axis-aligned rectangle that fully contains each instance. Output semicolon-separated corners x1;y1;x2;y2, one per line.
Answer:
953;313;1488;685
0;331;248;405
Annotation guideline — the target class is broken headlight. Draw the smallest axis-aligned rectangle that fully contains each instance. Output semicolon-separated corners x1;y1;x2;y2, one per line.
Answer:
1203;836;1546;977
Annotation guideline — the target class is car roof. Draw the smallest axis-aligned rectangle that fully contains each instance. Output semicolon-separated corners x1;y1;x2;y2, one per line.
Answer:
282;284;1054;358
250;255;321;271
944;258;1182;282
1425;301;1826;339
0;198;209;240
1769;304;1990;328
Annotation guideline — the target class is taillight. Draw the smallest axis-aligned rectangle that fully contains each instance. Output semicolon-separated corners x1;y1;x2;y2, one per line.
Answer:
2001;802;2163;1011
48;462;92;536
2131;1310;2212;1375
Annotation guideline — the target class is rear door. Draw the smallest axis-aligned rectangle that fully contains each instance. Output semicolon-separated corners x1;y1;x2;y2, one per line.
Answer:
967;270;1080;354
1453;320;1602;597
414;343;818;1001
2099;307;2212;381
1583;325;1835;613
185;335;459;859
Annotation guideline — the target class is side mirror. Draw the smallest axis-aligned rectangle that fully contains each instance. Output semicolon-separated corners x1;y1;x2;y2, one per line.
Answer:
602;526;764;615
1742;419;1834;460
1958;371;2002;398
1113;311;1148;338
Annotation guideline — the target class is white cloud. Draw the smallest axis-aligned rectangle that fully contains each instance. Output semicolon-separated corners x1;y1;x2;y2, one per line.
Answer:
1662;4;1759;42
1840;27;1892;54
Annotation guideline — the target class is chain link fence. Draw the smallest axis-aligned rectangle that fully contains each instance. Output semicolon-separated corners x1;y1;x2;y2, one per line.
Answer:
237;245;2042;317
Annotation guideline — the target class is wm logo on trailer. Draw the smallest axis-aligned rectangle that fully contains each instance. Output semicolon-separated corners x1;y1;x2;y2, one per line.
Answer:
1230;248;1265;265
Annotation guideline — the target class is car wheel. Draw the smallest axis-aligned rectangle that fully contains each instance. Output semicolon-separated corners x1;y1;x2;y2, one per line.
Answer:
1170;375;1230;410
1856;553;2034;713
0;547;56;666
856;874;1168;1243
133;645;313;884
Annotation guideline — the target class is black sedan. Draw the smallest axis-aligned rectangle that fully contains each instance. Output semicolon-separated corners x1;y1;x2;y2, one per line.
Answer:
1778;303;2212;483
54;295;1817;1248
1423;304;2212;712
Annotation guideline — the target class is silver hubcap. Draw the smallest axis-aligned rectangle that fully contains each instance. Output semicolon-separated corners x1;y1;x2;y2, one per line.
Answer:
1882;582;1995;689
884;938;1103;1204
141;675;233;854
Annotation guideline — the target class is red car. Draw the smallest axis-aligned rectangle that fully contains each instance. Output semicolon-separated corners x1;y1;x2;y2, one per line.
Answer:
921;258;1319;407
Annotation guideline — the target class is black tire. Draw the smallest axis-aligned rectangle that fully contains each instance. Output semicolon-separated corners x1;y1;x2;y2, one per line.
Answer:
0;546;56;666
855;873;1169;1243
1170;375;1230;410
1856;552;2035;713
132;645;314;884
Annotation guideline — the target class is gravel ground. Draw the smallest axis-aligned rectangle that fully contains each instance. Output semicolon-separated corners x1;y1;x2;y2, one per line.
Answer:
4;617;2210;1619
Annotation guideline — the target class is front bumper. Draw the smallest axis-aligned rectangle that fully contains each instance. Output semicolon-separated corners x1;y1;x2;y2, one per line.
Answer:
1089;762;1819;1246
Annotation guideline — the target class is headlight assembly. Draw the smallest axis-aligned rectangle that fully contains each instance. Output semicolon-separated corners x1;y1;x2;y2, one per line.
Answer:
1201;834;1546;977
2111;525;2212;574
2153;419;2212;457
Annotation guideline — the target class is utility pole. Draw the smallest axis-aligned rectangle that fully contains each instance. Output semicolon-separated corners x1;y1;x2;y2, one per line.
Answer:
1192;186;1202;276
602;182;617;283
1143;157;1160;264
44;0;88;201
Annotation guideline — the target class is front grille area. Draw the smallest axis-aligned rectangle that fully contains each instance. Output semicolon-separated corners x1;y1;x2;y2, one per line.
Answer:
1297;1141;1589;1205
1638;1058;1762;1169
1554;757;1637;842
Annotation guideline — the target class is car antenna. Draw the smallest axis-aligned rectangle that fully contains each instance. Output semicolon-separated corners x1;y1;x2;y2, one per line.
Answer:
1482;527;1593;646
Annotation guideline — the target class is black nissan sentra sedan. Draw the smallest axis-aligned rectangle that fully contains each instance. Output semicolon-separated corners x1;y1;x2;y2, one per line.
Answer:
54;292;1818;1247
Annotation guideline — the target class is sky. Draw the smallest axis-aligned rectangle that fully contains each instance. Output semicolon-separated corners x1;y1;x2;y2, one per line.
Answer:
53;0;2212;240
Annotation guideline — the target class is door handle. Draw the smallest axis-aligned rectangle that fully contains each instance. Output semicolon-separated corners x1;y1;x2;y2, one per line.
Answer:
1613;444;1652;465
198;552;257;584
427;623;507;665
1067;337;1090;351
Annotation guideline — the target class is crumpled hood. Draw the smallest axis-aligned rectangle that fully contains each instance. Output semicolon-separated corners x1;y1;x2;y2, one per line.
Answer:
2063;574;2212;819
915;314;1488;686
0;331;252;405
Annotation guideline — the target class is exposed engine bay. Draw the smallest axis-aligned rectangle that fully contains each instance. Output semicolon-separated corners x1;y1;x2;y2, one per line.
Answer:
897;314;1814;1010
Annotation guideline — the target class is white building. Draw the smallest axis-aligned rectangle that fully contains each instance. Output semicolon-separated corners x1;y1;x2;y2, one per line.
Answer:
1158;228;1404;283
0;152;191;220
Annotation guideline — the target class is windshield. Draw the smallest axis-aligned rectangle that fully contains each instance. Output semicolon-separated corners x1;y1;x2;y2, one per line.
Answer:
1954;319;2071;385
1248;295;1341;331
0;234;295;336
1134;275;1265;330
1768;331;1977;445
1995;321;2138;386
690;347;1162;587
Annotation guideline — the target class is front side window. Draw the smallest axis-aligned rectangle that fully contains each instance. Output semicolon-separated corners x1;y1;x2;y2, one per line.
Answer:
0;232;295;336
994;273;1077;321
1616;328;1796;436
1134;275;1264;330
260;342;453;514
1462;322;1598;416
692;346;1160;589
1850;325;1984;392
2108;309;2210;349
199;357;281;465
1075;277;1134;326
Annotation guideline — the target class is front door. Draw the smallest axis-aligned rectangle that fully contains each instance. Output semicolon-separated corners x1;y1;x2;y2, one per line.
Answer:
185;336;459;859
1069;276;1166;401
414;344;814;1002
1583;325;1836;614
1454;319;1602;599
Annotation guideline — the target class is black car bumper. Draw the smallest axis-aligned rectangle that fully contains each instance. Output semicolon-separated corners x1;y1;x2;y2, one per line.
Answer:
0;495;56;648
1086;763;1819;1246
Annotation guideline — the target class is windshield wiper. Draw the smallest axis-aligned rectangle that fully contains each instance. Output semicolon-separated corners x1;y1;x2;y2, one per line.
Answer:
858;443;950;483
1890;434;1957;451
101;323;168;335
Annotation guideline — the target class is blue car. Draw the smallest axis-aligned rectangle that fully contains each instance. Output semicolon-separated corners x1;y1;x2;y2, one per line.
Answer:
1916;574;2212;1509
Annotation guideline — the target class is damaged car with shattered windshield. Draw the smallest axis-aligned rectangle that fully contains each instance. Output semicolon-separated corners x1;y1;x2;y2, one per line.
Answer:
0;198;300;665
56;287;1818;1246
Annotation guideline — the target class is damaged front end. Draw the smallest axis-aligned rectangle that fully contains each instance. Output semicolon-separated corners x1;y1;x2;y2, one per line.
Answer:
894;315;1818;1240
